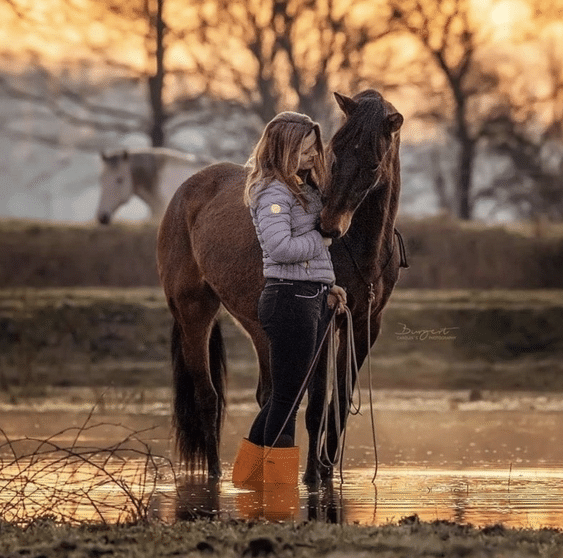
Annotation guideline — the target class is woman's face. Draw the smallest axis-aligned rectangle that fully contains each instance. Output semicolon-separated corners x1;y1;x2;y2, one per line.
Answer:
298;131;318;171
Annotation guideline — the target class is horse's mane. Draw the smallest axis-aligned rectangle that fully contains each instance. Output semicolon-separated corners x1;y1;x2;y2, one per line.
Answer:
330;90;386;151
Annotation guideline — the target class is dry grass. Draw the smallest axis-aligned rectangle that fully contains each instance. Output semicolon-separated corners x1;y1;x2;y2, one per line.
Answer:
396;215;563;289
1;287;563;392
0;406;177;526
1;513;562;557
1;217;563;288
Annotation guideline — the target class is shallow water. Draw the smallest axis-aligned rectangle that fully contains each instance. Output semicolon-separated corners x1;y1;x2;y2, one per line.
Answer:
2;388;563;527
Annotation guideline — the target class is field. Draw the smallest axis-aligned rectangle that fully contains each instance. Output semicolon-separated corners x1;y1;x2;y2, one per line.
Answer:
1;217;563;289
1;287;563;395
1;216;563;400
2;218;563;554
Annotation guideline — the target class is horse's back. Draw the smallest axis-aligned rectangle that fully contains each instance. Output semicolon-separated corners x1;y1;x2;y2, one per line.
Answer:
170;161;245;205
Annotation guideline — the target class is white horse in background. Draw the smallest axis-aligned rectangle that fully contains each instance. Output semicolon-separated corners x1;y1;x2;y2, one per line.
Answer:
97;147;213;224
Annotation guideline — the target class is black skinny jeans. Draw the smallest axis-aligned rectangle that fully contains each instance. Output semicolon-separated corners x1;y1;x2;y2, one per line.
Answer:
248;279;332;447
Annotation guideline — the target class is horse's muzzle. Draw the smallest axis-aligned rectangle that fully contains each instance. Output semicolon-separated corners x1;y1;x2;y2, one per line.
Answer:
319;209;353;238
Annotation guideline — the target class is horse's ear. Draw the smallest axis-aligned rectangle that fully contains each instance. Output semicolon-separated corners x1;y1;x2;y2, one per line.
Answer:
385;112;404;134
334;92;358;116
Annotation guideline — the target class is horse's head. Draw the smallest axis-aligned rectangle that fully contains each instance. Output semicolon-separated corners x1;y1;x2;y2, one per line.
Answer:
97;150;134;225
320;90;403;238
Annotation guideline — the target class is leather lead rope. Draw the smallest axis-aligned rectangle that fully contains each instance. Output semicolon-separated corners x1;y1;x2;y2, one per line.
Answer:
316;305;380;484
394;228;410;269
366;285;378;482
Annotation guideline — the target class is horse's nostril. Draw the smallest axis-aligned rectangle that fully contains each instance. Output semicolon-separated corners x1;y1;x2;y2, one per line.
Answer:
98;214;110;225
320;224;339;239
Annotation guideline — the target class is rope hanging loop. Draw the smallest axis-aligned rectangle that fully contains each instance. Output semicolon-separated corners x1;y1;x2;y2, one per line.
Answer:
316;305;379;483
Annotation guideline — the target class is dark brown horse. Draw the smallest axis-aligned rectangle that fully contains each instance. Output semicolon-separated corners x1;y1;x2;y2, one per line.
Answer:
157;89;406;483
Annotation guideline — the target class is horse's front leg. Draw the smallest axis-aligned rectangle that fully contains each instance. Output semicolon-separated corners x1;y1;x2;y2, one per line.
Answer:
318;342;354;482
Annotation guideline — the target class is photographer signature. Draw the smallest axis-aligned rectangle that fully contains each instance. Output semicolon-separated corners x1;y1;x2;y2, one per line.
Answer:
395;323;460;341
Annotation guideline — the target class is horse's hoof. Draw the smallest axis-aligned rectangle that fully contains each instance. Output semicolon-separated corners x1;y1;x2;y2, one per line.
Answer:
303;464;334;486
302;469;319;487
319;465;334;482
208;467;222;480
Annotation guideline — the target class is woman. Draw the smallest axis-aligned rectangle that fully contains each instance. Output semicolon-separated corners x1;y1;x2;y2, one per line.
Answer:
232;112;346;486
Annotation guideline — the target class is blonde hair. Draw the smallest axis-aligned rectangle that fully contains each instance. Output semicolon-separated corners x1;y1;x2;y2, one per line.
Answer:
244;111;326;208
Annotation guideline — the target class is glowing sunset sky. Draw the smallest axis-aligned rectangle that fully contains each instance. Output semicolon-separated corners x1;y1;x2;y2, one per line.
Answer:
0;0;547;70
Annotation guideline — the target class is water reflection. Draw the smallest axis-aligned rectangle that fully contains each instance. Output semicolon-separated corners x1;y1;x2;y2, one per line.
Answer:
162;478;348;523
175;476;221;520
235;483;300;521
2;389;563;527
151;467;563;529
306;481;353;524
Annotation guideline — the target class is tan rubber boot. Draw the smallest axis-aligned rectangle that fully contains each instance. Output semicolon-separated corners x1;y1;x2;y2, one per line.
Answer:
263;446;299;485
232;438;264;487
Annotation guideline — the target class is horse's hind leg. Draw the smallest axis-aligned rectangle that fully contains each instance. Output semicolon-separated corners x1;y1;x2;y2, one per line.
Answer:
170;286;224;477
234;316;271;407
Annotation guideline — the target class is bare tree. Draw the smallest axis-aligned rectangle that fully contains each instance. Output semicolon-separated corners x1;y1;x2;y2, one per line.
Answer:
387;0;477;219
188;0;392;130
1;0;397;152
385;0;501;219
478;36;563;220
0;0;172;149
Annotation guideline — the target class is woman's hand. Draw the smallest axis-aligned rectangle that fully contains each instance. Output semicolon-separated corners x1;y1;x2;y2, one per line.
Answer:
322;236;332;247
328;285;347;314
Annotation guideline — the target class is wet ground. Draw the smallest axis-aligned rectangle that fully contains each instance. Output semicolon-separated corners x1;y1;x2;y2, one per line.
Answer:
1;388;563;529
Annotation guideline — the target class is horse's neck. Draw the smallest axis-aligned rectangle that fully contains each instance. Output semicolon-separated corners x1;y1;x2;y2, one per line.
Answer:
135;183;165;217
133;158;193;218
347;179;399;278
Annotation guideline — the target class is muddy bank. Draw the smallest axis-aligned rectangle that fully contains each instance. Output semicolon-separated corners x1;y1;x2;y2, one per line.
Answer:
1;288;563;392
2;218;563;289
1;517;561;558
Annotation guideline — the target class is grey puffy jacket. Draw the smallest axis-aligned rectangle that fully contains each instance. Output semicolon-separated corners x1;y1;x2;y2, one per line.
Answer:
250;179;335;285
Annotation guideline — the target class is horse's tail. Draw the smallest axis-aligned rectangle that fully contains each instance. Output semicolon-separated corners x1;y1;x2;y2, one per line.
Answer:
209;319;227;439
171;318;227;472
